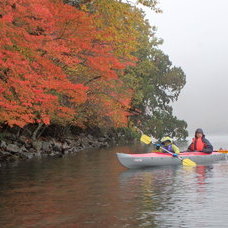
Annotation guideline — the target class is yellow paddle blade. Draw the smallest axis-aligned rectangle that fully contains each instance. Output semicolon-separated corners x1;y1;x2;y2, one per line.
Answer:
217;150;228;153
140;134;152;144
182;158;197;167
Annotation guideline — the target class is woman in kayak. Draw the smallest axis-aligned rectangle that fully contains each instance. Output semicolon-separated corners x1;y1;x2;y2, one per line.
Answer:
187;128;213;153
156;137;180;157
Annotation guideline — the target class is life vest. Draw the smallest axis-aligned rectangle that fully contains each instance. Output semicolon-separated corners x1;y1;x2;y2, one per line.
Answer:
191;137;205;151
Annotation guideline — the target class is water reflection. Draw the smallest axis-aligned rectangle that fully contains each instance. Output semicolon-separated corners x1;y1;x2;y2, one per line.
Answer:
0;145;228;227
119;162;228;227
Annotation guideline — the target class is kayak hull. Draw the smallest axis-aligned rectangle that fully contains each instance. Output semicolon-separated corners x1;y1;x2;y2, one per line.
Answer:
116;152;227;169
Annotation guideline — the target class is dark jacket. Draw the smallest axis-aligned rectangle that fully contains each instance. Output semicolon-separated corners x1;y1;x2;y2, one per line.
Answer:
187;128;213;154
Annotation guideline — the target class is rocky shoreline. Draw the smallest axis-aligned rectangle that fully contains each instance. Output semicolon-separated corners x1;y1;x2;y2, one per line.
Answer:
0;131;136;166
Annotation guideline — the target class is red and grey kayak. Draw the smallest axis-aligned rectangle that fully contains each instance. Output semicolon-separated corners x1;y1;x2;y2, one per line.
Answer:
116;152;227;169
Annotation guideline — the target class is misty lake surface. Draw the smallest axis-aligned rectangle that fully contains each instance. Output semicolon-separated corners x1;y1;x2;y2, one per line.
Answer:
1;136;228;227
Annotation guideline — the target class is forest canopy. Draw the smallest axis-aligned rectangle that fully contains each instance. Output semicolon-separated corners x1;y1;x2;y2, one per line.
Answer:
0;0;188;140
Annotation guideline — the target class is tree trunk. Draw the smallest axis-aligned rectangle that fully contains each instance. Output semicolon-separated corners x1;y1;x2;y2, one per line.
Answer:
32;123;44;140
37;125;47;139
16;127;21;138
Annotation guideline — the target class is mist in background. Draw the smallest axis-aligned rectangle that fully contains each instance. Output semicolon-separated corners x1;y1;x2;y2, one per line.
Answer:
143;0;228;137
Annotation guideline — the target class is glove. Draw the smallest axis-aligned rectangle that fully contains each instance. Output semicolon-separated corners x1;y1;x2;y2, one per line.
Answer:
155;144;160;150
172;153;178;157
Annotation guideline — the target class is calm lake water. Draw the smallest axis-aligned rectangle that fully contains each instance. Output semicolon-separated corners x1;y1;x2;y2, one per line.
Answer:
1;136;228;227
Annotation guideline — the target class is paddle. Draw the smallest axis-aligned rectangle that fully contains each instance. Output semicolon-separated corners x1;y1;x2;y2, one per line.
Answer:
216;150;228;153
158;144;197;167
140;133;197;167
140;134;152;144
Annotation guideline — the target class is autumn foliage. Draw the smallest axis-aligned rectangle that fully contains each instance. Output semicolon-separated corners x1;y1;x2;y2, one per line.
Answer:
0;0;188;139
0;0;134;128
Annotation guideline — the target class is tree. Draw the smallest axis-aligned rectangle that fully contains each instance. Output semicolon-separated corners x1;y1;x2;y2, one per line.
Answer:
123;10;188;139
63;0;147;127
138;111;188;140
0;0;133;129
0;0;188;140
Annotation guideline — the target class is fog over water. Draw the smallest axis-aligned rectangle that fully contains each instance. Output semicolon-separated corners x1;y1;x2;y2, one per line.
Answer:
144;0;228;136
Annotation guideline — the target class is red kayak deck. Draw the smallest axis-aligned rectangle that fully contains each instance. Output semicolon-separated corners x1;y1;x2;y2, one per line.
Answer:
131;152;217;157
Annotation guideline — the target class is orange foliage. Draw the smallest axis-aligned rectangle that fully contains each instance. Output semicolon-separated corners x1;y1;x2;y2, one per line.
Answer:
0;0;134;128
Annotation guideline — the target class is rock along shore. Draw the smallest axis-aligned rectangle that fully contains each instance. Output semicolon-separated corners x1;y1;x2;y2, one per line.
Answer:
0;131;135;166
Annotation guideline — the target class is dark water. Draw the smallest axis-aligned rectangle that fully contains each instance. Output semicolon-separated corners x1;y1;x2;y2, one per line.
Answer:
1;141;228;227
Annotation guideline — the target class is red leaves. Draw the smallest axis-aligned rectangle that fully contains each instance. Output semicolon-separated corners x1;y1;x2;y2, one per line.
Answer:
0;0;135;128
41;115;50;125
2;13;13;23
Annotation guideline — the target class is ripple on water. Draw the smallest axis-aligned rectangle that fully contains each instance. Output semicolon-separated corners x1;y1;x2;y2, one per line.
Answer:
0;145;228;227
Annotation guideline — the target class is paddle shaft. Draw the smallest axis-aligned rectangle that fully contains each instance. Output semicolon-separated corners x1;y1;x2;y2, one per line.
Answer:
158;145;183;161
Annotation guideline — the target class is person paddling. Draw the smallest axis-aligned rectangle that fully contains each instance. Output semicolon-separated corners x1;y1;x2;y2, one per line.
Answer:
156;137;180;157
187;128;213;153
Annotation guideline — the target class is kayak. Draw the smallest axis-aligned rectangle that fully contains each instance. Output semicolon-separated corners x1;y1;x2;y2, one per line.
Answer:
116;152;227;169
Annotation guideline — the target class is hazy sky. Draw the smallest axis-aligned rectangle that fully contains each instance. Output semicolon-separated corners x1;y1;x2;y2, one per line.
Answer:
143;0;228;136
